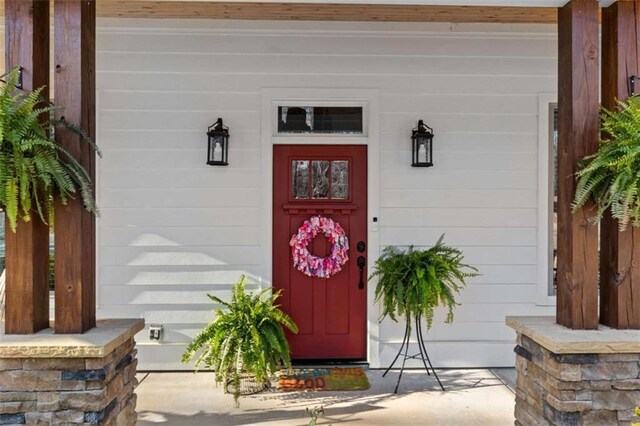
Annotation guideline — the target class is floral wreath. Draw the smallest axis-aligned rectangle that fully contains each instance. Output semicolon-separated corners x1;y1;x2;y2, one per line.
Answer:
289;215;349;278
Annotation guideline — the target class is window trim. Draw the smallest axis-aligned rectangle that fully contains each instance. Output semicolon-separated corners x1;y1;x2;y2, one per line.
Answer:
537;93;557;306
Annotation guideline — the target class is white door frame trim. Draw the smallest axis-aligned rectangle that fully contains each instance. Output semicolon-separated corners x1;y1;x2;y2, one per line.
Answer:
261;88;381;367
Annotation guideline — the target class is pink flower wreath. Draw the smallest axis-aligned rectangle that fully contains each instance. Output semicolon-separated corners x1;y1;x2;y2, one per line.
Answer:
289;215;349;278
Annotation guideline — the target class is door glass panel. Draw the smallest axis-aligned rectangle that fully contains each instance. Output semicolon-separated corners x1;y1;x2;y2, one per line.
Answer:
331;161;349;199
312;160;330;199
291;160;309;199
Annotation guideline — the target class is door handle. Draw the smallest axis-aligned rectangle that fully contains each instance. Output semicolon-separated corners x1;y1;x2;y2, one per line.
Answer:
357;256;366;290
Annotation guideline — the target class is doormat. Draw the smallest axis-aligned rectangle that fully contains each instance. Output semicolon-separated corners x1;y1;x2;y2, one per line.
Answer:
277;367;370;391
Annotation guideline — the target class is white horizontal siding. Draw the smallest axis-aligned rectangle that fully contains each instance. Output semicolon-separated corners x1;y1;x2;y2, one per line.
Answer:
100;72;555;97
99;266;267;286
382;151;537;170
382;171;536;189
380;189;537;208
99;246;265;266
100;208;263;227
382;208;537;227
95;18;556;370
380;227;537;246
101;188;260;208
100;169;261;189
98;31;558;57
100;227;261;247
99;52;555;75
99;264;536;287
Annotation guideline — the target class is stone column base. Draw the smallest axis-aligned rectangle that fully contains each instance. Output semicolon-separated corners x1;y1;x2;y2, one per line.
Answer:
0;318;144;425
507;316;640;426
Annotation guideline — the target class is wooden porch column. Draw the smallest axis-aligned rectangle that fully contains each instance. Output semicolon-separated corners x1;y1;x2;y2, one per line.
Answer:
556;0;600;329
53;0;96;333
600;1;640;329
4;0;50;334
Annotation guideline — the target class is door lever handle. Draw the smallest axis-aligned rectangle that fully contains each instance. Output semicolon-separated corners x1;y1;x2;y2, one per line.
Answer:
357;256;366;290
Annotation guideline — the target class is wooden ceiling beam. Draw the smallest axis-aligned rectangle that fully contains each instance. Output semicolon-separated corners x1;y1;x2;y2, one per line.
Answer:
94;2;559;23
0;1;562;23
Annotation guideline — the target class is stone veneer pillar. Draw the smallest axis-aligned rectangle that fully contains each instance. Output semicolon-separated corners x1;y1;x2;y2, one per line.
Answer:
507;317;640;426
0;319;143;425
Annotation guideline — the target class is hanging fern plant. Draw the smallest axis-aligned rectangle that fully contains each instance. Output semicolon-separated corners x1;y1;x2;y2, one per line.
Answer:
182;275;298;406
0;68;99;231
370;235;478;329
573;96;640;230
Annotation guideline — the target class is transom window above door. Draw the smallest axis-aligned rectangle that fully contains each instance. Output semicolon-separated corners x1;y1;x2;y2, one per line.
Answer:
278;106;363;135
291;160;349;200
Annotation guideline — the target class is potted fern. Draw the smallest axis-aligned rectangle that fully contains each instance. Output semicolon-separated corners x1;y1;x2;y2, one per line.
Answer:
370;236;478;391
573;96;640;230
0;68;99;231
371;235;478;329
182;275;298;405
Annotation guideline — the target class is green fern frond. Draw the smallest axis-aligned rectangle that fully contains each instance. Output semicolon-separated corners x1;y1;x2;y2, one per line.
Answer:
182;275;298;407
0;68;99;231
574;97;640;230
370;235;478;330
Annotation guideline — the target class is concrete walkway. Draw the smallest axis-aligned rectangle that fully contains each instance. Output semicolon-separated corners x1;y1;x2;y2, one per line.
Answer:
136;368;516;425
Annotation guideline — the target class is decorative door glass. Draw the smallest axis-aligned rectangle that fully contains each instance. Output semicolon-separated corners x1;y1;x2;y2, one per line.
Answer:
292;160;310;199
331;161;349;199
291;159;350;200
312;161;330;199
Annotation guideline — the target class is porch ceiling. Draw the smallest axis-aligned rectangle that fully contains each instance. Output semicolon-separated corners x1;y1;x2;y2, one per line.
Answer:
0;0;610;23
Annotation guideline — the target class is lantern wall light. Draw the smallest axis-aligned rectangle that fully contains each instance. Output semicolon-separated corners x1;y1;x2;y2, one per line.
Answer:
207;118;229;166
411;120;434;168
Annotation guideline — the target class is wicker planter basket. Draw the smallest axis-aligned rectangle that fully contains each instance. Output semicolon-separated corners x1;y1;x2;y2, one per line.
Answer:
225;374;271;396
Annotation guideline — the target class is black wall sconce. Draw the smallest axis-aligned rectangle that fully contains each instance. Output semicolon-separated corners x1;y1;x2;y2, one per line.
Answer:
207;118;229;166
411;120;434;167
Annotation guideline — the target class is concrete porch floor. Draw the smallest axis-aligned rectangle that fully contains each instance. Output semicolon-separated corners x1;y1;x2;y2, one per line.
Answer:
136;368;516;425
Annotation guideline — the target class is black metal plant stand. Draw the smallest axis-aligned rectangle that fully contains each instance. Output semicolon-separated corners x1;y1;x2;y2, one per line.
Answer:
382;313;445;393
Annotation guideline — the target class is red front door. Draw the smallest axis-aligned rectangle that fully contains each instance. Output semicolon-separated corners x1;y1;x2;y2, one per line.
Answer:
273;145;367;360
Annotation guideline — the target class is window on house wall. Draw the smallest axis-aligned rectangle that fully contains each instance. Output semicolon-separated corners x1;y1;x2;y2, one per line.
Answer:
277;106;364;135
538;95;558;304
550;104;558;296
